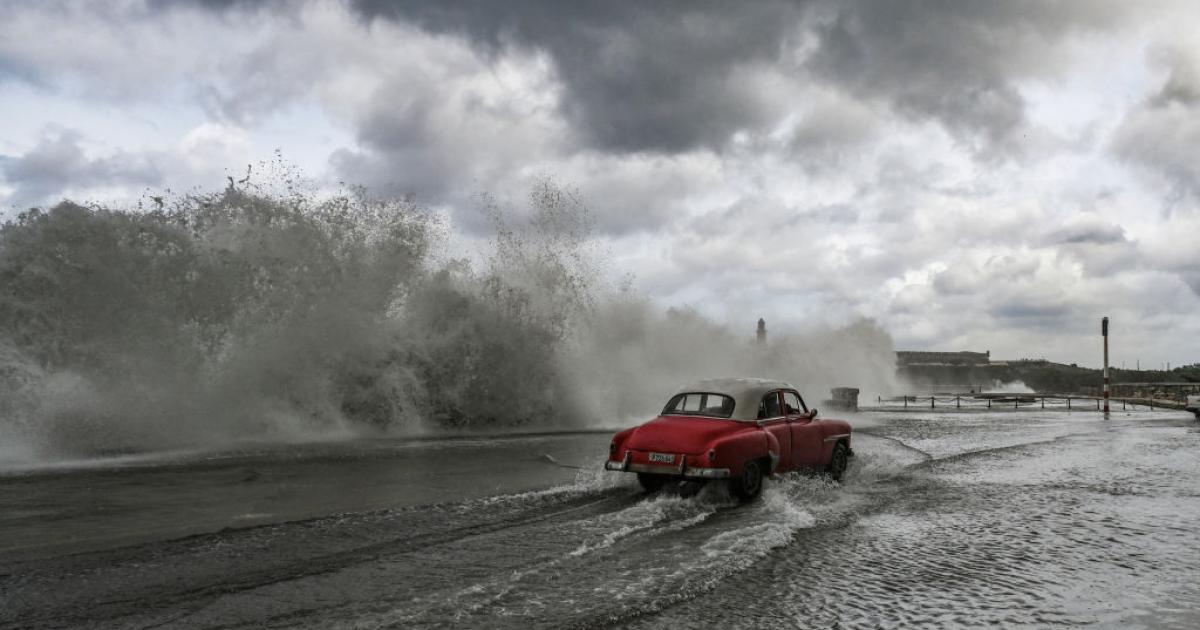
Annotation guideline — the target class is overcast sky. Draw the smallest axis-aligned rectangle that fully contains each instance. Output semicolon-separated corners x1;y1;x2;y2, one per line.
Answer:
2;0;1199;368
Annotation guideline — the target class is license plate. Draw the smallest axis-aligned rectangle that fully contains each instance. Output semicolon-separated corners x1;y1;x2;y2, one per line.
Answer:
648;453;674;463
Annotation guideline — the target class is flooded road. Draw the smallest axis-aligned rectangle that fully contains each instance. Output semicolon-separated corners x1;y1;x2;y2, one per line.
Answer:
2;410;1199;629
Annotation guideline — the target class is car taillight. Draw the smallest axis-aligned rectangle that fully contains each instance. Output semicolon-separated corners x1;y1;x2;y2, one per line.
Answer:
707;449;716;462
610;441;618;454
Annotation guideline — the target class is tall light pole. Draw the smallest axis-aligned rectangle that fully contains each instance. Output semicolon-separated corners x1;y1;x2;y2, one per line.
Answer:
1102;317;1110;414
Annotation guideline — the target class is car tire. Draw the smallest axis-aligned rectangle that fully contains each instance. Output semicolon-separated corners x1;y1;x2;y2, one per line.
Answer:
729;459;764;501
826;442;849;482
637;473;667;493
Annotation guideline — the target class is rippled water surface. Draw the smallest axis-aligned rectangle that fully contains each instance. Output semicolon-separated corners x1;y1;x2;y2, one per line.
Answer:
2;410;1198;629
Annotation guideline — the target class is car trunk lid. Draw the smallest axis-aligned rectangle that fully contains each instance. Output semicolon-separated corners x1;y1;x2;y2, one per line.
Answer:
626;415;749;455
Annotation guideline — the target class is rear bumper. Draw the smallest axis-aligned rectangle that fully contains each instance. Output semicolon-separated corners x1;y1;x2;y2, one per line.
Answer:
604;459;731;480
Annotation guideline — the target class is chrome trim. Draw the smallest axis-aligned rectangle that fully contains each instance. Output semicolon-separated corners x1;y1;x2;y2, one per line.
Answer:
604;460;730;479
823;433;851;443
622;450;632;471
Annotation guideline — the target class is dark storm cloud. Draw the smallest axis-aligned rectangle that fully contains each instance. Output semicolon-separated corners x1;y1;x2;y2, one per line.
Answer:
1180;273;1200;298
1046;220;1126;245
148;0;1132;161
328;145;453;208
807;0;1124;156
1114;48;1200;206
931;255;1040;298
193;52;319;127
0;57;42;85
347;0;810;154
345;0;1130;157
147;0;285;12
0;130;163;209
788;104;877;155
1150;56;1200;107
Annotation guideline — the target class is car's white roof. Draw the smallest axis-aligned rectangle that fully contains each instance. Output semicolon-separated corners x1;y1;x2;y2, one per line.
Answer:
671;377;797;421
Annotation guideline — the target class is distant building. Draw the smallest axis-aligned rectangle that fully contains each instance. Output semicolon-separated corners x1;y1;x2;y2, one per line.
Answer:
824;387;860;412
756;318;766;345
896;350;990;367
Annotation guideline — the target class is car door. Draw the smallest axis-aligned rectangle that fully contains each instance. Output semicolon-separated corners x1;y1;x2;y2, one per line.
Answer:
757;390;792;472
784;390;822;468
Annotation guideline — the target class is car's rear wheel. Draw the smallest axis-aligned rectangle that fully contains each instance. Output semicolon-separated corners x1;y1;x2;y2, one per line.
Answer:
826;442;849;481
637;473;668;493
729;459;764;501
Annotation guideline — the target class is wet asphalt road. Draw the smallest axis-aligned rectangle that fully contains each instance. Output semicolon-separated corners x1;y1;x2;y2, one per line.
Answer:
2;410;1198;629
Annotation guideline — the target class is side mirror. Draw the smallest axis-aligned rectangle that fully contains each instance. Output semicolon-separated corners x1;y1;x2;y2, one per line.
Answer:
810;408;819;419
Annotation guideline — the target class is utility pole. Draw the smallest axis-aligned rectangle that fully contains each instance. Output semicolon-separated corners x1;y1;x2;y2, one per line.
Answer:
1102;317;1110;415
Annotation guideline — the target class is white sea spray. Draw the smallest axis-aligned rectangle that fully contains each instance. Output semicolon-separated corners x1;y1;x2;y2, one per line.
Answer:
0;175;898;463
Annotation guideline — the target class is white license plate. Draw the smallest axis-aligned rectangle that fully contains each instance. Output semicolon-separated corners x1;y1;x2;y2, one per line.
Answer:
648;453;674;463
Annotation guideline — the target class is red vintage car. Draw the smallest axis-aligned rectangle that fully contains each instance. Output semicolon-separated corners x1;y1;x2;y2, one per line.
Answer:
604;378;853;500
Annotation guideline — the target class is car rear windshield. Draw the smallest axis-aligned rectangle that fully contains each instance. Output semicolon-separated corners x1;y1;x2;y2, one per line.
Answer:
662;393;736;418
